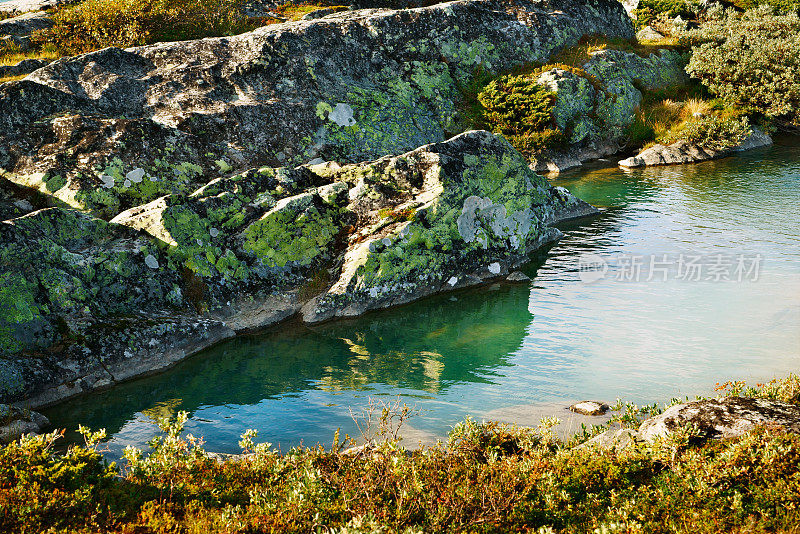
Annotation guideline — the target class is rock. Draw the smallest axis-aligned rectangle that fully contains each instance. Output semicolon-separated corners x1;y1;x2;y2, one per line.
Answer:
569;401;610;416
619;0;639;16
0;131;598;408
0;0;633;216
532;48;688;172
0;0;631;407
638;397;800;443
0;58;50;80
302;130;599;322
0;10;53;36
576;428;637;451
506;271;531;282
619;127;773;168
636;26;664;41
0;0;68;14
0;404;49;443
301;6;348;19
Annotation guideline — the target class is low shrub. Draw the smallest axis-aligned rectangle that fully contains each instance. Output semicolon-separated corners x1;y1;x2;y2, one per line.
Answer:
683;9;800;127
32;0;264;55
660;115;751;149
476;74;563;156
2;376;800;532
633;0;698;28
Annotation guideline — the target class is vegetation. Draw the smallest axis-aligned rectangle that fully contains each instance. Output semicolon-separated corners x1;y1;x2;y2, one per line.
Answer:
31;0;265;55
0;0;341;78
476;74;564;156
1;375;799;533
683;8;800;128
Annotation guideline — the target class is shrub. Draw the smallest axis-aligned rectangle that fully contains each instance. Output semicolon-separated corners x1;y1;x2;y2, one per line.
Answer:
731;0;800;13
32;0;264;55
477;74;555;136
477;74;562;155
633;0;697;28
684;9;800;127
659;115;751;149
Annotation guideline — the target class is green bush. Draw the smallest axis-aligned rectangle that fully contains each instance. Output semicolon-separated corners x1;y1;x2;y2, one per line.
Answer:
732;0;800;13
32;0;263;55
477;74;562;156
633;0;696;28
660;115;751;149
684;9;800;127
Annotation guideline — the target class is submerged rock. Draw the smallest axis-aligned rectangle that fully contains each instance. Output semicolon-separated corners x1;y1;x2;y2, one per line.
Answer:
0;404;49;443
569;401;610;416
506;271;531;283
638;396;800;442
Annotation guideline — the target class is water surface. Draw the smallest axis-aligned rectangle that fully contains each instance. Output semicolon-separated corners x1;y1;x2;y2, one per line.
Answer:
46;138;800;455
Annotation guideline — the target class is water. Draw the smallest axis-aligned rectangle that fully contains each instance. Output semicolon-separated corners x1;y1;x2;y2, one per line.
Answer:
45;138;800;455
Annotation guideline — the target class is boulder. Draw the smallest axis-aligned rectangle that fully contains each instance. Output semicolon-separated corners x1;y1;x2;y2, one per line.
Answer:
0;404;49;443
569;401;610;416
0;131;597;407
0;0;633;216
638;396;800;443
0;10;53;36
532;48;688;171
506;271;531;283
636;26;664;41
618;128;773;168
302;131;597;322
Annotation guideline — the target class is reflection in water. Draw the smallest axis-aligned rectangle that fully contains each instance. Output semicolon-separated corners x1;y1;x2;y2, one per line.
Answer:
46;138;800;455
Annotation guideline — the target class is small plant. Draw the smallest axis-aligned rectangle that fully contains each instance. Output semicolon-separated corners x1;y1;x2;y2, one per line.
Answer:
476;74;563;156
349;397;420;445
31;0;266;55
659;115;751;149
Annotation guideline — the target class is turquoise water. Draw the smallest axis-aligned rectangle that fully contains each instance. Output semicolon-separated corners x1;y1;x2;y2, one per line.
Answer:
45;138;800;455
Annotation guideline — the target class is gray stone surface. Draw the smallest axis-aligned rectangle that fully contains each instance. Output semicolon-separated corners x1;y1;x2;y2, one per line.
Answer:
618;128;773;168
636;26;664;41
576;428;637;451
569;401;610;416
532;48;688;172
506;271;531;283
0;0;68;14
638;396;800;442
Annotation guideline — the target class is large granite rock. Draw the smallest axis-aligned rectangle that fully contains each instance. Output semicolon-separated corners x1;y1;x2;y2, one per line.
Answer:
532;48;689;172
0;0;633;217
0;131;596;407
618;128;773;168
638;397;800;442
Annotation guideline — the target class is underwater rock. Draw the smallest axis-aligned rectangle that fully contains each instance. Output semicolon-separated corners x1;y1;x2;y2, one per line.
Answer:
569;401;610;416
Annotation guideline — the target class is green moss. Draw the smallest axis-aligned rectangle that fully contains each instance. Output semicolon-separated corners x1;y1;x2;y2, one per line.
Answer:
243;197;339;269
0;272;40;352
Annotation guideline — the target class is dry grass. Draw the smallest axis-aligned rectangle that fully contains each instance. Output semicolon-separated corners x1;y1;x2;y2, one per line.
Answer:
0;74;27;84
681;97;713;118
